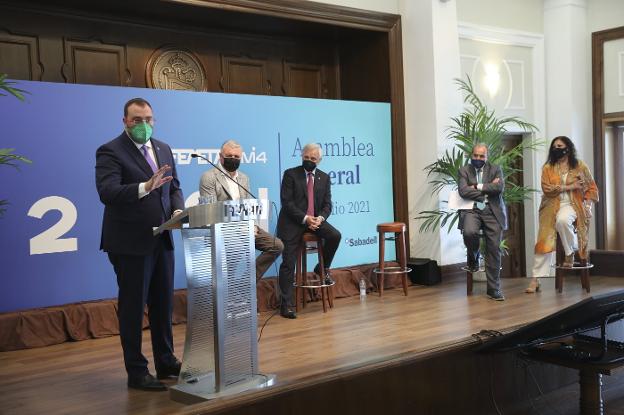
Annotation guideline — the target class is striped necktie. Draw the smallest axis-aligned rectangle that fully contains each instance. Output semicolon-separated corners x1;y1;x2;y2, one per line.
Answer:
476;169;485;210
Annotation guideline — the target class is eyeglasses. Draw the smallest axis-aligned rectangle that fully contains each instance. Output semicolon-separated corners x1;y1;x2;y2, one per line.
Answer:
129;117;155;125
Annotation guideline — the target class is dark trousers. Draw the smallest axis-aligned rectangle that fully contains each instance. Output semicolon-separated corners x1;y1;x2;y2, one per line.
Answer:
278;221;341;307
107;235;176;378
462;206;503;292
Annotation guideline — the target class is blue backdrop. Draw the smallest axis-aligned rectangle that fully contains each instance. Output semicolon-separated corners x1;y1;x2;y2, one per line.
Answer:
0;81;394;312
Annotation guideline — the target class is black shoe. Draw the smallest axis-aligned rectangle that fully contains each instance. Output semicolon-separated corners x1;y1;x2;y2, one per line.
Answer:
128;373;167;391
314;265;334;285
467;257;479;273
487;290;505;301
467;264;480;273
280;306;297;319
156;359;182;380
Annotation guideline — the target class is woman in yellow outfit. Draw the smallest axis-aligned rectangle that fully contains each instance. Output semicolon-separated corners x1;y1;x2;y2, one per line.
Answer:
526;136;599;293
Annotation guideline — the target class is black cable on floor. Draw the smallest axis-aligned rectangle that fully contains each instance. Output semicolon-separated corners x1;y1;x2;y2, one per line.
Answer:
489;354;504;415
257;307;279;343
518;354;564;415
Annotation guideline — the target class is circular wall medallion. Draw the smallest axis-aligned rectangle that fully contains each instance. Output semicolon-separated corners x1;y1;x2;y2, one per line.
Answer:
147;48;206;91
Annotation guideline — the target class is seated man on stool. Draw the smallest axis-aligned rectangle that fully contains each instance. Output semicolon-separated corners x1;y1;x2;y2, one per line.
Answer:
458;143;507;301
199;140;283;282
276;143;341;319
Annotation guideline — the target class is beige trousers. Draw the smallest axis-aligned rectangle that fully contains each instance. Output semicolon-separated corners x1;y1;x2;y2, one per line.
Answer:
531;202;577;278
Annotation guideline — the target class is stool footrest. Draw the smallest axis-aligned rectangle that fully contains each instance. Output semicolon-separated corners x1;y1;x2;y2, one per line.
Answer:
373;266;412;275
556;263;594;270
294;282;336;289
461;266;485;273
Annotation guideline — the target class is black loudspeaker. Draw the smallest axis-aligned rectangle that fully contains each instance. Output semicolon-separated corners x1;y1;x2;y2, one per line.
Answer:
408;258;441;286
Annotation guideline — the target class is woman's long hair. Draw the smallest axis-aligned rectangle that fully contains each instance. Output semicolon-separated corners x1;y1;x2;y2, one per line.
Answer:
547;135;578;168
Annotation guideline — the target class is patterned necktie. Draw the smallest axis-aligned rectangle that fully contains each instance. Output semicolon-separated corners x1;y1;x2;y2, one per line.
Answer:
141;145;158;174
476;169;485;210
306;172;314;216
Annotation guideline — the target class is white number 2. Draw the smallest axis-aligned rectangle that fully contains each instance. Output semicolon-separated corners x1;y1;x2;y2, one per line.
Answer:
28;196;78;255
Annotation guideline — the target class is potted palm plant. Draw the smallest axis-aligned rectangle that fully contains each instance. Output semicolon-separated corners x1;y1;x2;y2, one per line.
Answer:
1;74;30;216
416;77;541;278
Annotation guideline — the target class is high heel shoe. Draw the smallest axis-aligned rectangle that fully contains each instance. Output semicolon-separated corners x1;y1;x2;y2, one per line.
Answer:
525;277;541;293
562;253;575;268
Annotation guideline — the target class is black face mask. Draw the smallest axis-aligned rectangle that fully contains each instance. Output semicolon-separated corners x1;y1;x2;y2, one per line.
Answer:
222;157;240;172
552;147;569;161
302;159;316;172
470;159;486;169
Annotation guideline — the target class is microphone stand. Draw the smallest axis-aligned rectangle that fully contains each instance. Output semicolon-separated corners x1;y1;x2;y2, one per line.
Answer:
191;153;257;199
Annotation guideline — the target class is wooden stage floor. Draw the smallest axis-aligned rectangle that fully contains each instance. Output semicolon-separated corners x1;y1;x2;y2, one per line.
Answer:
2;276;624;415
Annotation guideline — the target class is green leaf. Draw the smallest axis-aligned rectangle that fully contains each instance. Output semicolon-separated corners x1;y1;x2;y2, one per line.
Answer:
1;76;31;218
415;75;544;233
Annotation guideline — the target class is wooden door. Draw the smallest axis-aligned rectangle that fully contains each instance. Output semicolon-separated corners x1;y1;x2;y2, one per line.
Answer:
501;135;526;278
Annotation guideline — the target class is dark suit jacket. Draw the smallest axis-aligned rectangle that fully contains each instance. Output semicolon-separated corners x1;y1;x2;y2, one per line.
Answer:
276;166;332;243
95;132;184;255
458;162;507;230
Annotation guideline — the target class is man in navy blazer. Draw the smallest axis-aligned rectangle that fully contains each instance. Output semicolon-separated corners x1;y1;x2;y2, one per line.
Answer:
96;98;184;391
276;143;341;319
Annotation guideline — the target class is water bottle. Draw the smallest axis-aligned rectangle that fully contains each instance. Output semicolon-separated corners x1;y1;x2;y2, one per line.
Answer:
359;278;367;298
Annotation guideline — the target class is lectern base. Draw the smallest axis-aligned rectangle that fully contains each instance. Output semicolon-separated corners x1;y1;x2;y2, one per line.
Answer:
169;374;276;404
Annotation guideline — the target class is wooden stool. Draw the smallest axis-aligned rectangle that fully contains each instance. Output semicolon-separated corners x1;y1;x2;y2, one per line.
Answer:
373;222;411;297
462;230;486;296
294;232;334;313
555;231;592;293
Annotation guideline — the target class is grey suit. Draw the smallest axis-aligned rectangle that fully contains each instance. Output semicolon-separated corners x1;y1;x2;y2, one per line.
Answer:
458;162;507;293
200;167;252;201
199;167;283;280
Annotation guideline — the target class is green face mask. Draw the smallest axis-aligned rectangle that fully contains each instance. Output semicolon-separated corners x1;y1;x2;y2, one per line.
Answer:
128;122;152;144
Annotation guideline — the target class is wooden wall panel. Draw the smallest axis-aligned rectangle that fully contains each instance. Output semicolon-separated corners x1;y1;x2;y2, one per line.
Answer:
0;8;340;99
62;39;128;86
0;30;41;80
221;55;269;95
283;62;323;98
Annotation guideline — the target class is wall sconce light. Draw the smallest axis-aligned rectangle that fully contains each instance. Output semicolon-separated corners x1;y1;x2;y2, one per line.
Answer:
483;64;500;98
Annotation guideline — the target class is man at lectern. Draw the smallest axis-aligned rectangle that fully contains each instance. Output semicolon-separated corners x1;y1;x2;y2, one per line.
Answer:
95;98;184;391
276;143;342;319
458;143;507;301
199;140;284;281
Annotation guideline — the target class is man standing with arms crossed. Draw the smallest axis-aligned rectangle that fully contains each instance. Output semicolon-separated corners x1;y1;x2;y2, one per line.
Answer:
458;143;507;301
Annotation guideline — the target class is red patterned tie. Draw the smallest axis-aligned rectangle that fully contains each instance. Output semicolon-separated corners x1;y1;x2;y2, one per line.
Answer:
306;172;314;216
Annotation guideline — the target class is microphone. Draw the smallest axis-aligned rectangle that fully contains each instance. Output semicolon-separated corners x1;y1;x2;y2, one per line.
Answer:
191;153;257;199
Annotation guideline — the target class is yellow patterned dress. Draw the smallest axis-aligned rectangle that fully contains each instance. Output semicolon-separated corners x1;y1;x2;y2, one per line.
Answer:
534;160;599;259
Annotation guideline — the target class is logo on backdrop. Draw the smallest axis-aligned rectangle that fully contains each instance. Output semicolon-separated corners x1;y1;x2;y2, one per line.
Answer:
288;136;375;186
345;235;378;247
173;147;268;165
